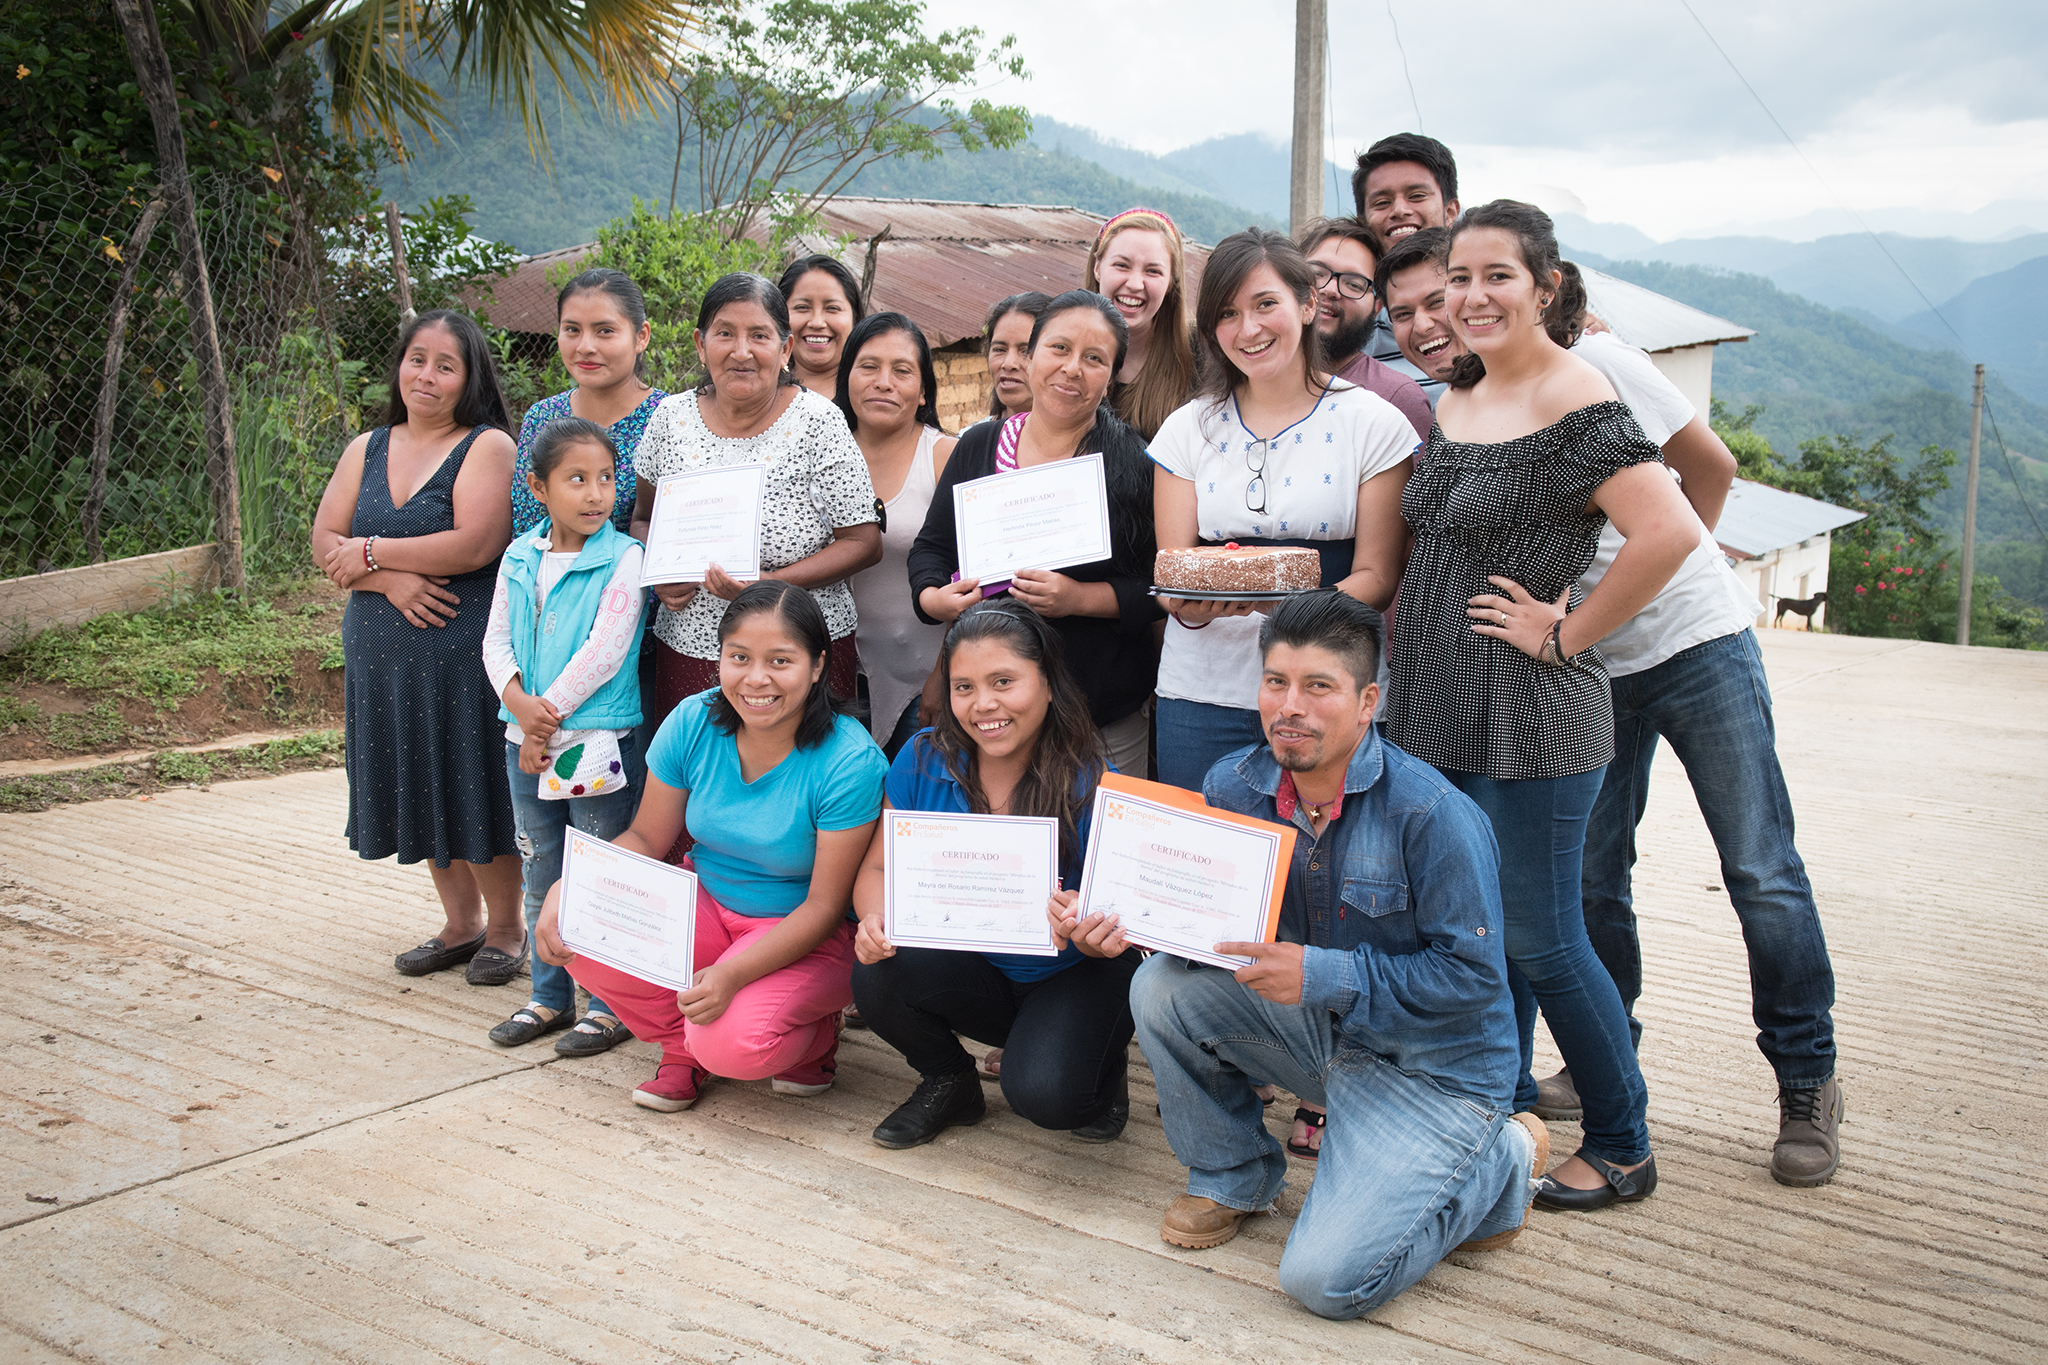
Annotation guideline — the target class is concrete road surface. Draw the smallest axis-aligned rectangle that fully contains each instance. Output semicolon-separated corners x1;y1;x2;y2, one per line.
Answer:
1;631;2042;1363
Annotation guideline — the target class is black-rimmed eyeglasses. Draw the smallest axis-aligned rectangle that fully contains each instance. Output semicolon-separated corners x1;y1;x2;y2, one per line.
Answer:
1311;263;1374;301
1245;438;1270;514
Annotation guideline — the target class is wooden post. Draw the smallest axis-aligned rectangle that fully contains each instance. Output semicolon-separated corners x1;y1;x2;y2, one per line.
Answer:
85;196;166;563
1956;363;1984;646
1289;0;1328;235
858;224;894;309
109;0;246;593
384;202;416;333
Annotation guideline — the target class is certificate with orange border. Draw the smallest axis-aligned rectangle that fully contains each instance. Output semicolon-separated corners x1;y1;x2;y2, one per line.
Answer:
1075;774;1295;969
558;832;698;991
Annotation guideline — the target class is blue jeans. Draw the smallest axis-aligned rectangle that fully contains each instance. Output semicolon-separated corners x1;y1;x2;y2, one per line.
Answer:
1583;629;1835;1088
504;734;645;1015
1155;698;1265;792
1131;954;1535;1320
1447;766;1651;1165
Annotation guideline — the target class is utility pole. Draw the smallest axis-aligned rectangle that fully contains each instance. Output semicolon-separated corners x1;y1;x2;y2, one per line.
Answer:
385;202;416;334
1956;363;1985;645
1289;0;1327;235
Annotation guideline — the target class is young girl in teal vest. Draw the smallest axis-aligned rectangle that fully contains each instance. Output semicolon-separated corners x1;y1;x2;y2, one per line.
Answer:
481;416;647;1054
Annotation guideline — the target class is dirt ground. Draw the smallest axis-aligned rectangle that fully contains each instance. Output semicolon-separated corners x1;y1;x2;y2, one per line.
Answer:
0;631;2042;1364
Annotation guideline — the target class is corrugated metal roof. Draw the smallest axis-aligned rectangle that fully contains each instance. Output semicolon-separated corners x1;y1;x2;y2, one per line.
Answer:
1714;477;1865;559
1579;264;1756;354
484;198;1211;347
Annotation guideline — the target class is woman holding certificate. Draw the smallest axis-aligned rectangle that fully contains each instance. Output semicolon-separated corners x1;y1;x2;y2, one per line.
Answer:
850;601;1137;1148
631;273;882;726
906;291;1163;778
534;580;889;1111
1384;202;1697;1212
1151;229;1421;793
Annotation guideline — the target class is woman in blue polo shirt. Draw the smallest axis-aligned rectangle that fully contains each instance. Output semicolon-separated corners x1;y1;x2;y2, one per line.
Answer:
850;600;1137;1148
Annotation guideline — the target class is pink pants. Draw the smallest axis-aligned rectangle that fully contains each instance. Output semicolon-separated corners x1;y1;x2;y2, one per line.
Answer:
567;873;855;1082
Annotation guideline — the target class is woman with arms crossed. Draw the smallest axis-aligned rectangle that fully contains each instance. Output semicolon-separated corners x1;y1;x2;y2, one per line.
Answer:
312;311;524;984
534;581;889;1111
1383;200;1699;1212
851;602;1135;1148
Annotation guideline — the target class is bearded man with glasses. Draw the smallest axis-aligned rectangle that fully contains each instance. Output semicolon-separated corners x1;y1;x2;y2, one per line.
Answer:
1297;217;1434;438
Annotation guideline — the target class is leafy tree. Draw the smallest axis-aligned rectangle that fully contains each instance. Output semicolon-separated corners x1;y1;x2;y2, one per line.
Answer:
672;0;1030;236
158;0;707;162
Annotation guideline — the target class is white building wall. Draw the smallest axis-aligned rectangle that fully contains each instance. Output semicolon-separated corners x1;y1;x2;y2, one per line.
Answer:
1743;532;1836;630
1649;344;1716;418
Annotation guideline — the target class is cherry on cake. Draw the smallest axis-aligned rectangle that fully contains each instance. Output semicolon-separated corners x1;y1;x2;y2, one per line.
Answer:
1154;543;1321;595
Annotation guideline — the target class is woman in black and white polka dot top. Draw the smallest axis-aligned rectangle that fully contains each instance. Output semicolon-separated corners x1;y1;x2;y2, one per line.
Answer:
1383;201;1699;1216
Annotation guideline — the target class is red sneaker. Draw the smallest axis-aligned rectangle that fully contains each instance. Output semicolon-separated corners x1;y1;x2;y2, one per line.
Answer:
632;1063;710;1112
771;1013;843;1096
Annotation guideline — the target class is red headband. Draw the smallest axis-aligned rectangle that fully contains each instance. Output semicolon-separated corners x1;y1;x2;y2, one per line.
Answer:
1096;207;1180;245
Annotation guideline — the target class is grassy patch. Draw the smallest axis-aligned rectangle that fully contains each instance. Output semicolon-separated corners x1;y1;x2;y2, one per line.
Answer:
0;695;38;730
1;580;344;713
0;728;346;814
40;702;133;752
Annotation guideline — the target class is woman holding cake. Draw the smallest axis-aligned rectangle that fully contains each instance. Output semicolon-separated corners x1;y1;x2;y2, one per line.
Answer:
1151;229;1421;792
1085;209;1197;440
907;290;1163;777
1384;201;1699;1212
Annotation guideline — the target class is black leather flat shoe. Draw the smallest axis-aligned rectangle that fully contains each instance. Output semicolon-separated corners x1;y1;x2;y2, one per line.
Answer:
395;931;486;977
1533;1149;1658;1211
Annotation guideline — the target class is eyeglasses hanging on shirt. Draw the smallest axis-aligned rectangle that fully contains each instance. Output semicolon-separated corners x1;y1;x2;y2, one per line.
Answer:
1245;438;1270;514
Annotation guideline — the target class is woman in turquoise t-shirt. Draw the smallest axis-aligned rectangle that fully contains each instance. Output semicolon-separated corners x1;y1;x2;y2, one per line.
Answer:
850;601;1139;1149
535;581;888;1113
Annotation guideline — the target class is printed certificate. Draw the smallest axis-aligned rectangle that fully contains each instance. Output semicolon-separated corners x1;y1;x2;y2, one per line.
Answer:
884;810;1061;957
640;462;767;585
953;454;1113;586
557;831;698;991
1075;774;1295;970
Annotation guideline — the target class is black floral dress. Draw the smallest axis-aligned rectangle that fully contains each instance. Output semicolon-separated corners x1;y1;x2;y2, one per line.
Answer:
342;426;519;866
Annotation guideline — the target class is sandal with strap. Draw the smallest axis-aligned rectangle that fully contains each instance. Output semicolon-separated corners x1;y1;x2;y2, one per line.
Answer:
1286;1106;1327;1161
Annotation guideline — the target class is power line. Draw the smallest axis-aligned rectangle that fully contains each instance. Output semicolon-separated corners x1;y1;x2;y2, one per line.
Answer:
1385;1;1423;132
1675;0;2048;549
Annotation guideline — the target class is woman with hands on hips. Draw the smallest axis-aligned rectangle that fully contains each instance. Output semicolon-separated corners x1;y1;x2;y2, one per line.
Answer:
906;290;1163;777
311;309;526;985
1383;200;1700;1215
532;581;889;1113
850;601;1137;1149
630;273;882;729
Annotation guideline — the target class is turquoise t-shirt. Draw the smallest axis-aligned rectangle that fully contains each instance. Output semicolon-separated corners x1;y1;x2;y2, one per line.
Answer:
648;690;889;917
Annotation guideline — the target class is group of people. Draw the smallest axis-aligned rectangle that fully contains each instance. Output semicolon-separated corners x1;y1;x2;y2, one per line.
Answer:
312;130;1844;1322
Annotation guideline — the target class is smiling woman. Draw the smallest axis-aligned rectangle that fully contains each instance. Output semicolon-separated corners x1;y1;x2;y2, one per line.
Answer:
1084;209;1196;440
630;273;883;728
836;313;958;755
779;255;868;400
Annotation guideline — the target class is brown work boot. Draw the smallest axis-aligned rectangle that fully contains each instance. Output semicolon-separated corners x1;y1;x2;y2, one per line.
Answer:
1772;1077;1843;1187
1459;1111;1551;1252
1159;1194;1261;1250
1532;1066;1580;1121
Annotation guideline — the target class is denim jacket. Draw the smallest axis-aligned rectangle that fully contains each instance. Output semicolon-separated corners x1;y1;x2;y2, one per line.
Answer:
1203;727;1520;1108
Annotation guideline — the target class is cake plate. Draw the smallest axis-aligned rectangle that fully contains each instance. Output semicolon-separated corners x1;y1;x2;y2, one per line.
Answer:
1148;587;1306;603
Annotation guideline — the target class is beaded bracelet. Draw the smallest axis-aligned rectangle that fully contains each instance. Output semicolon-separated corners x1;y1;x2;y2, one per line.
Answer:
1542;617;1566;666
363;535;381;572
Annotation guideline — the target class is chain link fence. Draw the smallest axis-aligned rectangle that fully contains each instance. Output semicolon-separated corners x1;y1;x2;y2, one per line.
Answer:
0;170;368;601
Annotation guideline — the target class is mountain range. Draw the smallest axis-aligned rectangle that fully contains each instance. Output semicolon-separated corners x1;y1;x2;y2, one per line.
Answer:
380;101;2048;604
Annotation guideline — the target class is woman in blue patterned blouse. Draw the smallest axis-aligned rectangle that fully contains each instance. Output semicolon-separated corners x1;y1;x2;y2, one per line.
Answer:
510;268;668;536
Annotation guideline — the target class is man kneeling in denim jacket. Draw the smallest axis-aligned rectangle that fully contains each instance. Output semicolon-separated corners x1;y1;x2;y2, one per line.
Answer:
1130;591;1545;1319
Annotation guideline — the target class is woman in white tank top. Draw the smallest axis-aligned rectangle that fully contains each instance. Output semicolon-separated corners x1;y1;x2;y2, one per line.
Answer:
837;314;958;754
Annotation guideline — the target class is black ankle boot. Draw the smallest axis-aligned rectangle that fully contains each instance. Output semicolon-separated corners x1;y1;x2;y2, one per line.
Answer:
872;1069;987;1149
1069;1069;1130;1143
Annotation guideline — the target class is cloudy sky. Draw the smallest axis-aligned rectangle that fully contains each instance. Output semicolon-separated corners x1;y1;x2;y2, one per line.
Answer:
917;0;2048;241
